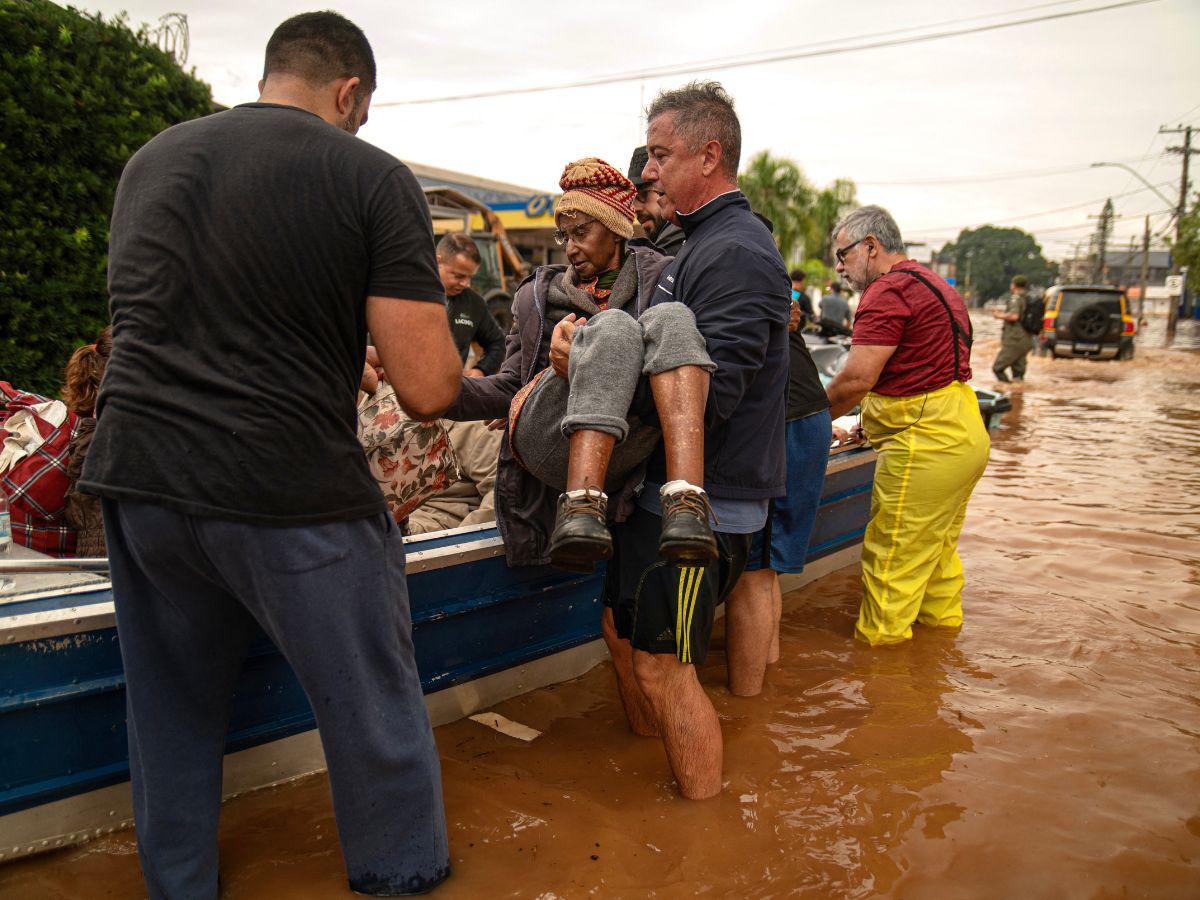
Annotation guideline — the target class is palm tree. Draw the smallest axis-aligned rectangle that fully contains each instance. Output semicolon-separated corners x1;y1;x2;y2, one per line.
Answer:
808;178;858;263
738;151;815;266
739;152;857;267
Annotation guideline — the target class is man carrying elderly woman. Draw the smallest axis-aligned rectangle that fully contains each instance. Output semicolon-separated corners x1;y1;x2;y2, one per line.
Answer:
443;157;719;574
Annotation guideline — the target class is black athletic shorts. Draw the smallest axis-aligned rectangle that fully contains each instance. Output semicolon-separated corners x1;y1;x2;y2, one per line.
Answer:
602;505;750;665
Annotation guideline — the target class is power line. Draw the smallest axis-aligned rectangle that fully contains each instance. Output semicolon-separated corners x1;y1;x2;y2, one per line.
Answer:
858;152;1165;187
904;180;1176;235
372;0;1160;107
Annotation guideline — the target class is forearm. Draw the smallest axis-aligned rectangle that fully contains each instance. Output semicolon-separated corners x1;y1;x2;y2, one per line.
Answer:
367;297;461;420
443;370;521;421
826;371;875;419
476;336;506;376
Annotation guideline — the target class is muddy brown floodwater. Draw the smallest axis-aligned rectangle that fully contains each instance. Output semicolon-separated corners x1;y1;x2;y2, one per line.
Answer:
3;316;1199;899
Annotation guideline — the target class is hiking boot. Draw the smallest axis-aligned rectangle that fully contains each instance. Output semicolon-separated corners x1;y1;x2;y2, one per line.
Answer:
658;484;718;567
548;489;611;573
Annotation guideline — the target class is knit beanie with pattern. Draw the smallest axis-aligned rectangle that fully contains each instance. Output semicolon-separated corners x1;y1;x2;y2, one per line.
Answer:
556;157;636;240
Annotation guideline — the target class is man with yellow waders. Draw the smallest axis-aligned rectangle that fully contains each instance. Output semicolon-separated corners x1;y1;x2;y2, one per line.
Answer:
825;206;990;646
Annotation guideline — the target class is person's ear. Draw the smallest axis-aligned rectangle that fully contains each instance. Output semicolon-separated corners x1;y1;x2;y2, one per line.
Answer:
257;78;265;94
335;76;361;117
700;140;722;177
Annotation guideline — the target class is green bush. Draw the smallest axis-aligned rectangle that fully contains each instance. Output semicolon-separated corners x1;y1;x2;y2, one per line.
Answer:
0;0;213;395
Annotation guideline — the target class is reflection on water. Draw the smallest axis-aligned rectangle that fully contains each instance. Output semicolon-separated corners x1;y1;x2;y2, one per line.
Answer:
3;318;1199;898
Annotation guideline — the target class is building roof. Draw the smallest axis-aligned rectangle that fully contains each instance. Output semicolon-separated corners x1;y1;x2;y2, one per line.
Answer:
406;161;552;208
1103;248;1172;269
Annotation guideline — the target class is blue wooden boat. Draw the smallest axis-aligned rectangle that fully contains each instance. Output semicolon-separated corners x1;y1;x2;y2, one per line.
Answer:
0;384;1010;861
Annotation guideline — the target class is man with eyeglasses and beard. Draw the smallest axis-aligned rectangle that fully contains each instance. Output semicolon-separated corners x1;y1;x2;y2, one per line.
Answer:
628;145;686;254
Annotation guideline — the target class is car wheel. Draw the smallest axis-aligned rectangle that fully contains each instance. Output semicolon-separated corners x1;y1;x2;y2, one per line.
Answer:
1070;303;1111;341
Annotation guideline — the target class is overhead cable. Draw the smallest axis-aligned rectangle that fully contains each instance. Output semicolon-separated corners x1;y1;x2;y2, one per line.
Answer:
372;0;1160;107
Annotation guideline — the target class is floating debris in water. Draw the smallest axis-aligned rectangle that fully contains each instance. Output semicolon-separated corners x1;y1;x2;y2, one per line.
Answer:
468;712;542;742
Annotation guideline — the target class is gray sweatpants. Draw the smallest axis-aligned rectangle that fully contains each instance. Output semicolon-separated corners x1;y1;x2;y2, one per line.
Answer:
512;304;713;493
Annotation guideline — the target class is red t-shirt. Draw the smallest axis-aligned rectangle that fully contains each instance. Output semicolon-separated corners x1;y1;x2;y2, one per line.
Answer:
852;260;973;396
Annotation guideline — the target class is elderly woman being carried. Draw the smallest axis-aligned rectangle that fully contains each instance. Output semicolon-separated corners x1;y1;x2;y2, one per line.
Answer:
445;157;715;572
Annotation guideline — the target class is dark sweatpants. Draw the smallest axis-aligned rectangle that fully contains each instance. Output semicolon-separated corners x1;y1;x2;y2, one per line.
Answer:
102;499;449;900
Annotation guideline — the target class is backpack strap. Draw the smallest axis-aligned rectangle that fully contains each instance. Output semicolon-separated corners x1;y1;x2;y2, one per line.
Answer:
892;268;973;382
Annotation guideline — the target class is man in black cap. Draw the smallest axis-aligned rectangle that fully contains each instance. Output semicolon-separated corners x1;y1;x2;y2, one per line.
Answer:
628;145;685;254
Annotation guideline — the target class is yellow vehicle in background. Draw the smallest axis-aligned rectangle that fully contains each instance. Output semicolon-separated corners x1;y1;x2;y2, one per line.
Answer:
1041;284;1137;360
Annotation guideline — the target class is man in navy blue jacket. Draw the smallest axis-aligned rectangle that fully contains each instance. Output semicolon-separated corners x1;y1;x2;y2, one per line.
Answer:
599;81;790;799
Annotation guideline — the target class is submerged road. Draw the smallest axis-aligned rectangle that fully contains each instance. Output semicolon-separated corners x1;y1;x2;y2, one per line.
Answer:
3;314;1198;898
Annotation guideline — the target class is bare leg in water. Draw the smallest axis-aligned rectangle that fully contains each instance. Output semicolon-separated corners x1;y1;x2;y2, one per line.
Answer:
632;650;722;799
767;572;783;664
726;568;776;696
569;366;710;735
600;608;659;737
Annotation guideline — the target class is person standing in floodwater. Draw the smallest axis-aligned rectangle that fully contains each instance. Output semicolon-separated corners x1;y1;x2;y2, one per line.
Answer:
824;205;990;646
79;12;462;898
991;275;1035;382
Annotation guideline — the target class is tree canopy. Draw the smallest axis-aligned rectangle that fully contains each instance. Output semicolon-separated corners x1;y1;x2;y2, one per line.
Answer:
939;226;1057;302
1171;194;1200;292
0;1;214;395
738;150;857;268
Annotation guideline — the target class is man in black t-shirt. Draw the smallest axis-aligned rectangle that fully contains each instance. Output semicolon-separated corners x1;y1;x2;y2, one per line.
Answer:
436;232;506;376
80;13;460;897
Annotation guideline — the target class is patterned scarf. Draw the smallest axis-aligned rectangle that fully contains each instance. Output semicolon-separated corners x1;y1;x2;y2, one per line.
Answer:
578;266;621;311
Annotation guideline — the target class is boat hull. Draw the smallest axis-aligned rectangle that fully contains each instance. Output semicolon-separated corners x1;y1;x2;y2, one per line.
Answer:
0;448;877;861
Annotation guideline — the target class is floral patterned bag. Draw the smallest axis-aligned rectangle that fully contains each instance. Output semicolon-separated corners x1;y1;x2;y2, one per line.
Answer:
357;382;461;521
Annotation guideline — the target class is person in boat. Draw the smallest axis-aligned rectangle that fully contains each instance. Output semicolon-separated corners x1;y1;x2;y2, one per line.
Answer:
824;205;990;647
819;281;853;336
62;327;113;557
0;339;106;558
627;145;686;255
790;269;815;327
78;12;461;896
436;232;507;378
445;156;718;573
357;345;499;534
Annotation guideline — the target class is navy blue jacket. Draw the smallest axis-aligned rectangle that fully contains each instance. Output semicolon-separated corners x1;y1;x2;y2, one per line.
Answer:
647;191;789;499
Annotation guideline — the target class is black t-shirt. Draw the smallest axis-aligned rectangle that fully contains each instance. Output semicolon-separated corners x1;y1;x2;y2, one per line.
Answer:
787;331;830;422
446;287;506;375
81;103;445;525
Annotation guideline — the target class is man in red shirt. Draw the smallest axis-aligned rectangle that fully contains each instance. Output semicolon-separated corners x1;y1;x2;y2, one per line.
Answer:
824;206;990;645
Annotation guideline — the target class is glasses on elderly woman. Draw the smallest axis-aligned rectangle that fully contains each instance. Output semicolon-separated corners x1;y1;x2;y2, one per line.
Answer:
834;238;865;265
553;218;599;246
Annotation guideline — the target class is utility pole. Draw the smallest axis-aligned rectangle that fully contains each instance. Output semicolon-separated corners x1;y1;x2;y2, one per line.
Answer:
1121;235;1136;288
1138;216;1150;322
1160;124;1196;341
1090;198;1113;283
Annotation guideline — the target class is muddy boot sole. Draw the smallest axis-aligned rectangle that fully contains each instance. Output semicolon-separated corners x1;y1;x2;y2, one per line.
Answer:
659;536;718;568
548;534;612;573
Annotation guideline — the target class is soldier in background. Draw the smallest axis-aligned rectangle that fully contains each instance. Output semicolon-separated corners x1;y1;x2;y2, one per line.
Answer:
992;275;1034;382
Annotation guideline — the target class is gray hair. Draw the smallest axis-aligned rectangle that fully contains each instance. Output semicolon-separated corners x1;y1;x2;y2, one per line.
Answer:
646;81;741;180
832;205;905;254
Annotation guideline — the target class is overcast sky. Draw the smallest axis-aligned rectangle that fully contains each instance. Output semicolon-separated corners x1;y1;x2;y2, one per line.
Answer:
84;0;1199;262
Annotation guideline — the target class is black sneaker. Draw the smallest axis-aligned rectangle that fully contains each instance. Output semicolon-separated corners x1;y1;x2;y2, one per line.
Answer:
548;489;612;573
659;488;718;566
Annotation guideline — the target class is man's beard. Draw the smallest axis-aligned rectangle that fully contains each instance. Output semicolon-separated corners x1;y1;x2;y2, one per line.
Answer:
340;93;364;134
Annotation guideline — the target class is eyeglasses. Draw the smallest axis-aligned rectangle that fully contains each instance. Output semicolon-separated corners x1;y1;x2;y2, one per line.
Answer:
553;219;598;246
835;238;865;265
